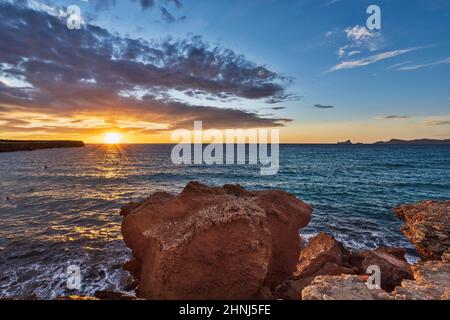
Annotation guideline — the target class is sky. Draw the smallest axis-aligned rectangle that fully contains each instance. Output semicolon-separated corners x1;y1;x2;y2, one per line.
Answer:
0;0;449;143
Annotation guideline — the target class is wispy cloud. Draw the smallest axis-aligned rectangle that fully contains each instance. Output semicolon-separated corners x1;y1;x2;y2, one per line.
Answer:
397;57;450;71
322;0;343;8
386;60;412;70
423;119;450;126
328;48;420;72
376;115;410;120
314;104;334;109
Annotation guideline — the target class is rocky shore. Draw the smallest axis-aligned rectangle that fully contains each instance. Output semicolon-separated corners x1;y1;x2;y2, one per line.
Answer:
115;183;449;300
49;183;448;301
0;140;85;152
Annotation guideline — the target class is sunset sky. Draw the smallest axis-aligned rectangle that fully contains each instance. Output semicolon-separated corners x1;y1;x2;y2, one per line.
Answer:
0;0;449;143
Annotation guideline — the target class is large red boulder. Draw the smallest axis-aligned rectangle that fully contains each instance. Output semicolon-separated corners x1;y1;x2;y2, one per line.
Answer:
121;182;311;299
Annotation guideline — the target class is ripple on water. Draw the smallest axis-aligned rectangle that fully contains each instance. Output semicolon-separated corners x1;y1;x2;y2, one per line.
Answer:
0;144;449;298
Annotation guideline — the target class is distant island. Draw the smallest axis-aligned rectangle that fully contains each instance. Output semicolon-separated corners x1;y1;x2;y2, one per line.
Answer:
337;140;363;145
374;138;450;145
337;139;450;145
0;140;85;153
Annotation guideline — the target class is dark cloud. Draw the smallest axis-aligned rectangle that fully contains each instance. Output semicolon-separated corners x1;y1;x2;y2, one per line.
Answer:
0;2;294;134
137;0;156;9
379;115;410;119
160;6;175;23
91;0;182;22
271;107;286;110
314;104;334;109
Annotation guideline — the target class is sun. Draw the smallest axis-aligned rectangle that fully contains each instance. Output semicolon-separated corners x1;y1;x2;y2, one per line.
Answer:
103;132;123;144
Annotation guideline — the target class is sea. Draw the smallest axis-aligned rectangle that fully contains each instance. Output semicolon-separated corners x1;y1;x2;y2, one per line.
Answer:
0;144;449;299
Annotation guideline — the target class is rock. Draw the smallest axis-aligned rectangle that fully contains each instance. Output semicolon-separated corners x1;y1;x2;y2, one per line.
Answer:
394;201;450;260
301;275;392;300
274;233;356;299
393;261;450;300
254;287;274;300
55;296;100;300
274;278;313;300
443;249;450;262
294;233;353;278
120;192;174;217
94;291;139;300
349;248;413;292
121;182;311;300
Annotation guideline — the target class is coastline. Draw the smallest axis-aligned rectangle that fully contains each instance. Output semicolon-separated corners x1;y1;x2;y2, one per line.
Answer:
0;140;85;153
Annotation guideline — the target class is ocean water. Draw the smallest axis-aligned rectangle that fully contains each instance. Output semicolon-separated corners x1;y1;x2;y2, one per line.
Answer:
0;144;449;299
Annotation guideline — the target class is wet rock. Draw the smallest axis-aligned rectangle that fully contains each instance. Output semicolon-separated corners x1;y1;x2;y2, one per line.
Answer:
121;182;311;300
349;248;413;292
301;275;392;300
394;201;450;260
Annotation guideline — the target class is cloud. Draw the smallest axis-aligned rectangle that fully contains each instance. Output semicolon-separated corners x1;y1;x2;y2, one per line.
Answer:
0;2;295;135
323;0;343;7
328;48;420;72
93;0;173;10
314;104;334;109
376;115;410;119
345;25;375;42
336;25;383;58
88;0;183;22
160;6;175;23
397;57;450;71
424;119;450;126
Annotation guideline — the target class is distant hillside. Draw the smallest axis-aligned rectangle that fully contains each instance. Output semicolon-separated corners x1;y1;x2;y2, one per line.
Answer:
374;139;450;145
0;140;85;153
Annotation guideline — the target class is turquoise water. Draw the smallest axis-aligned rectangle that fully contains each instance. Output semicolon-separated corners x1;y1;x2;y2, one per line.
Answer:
0;144;449;298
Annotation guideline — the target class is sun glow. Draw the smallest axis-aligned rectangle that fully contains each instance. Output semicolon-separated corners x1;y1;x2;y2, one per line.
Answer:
103;132;123;144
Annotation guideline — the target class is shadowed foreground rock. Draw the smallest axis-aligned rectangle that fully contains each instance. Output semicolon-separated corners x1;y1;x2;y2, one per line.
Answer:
349;248;413;292
121;182;312;300
274;233;412;299
274;233;356;299
394;201;450;260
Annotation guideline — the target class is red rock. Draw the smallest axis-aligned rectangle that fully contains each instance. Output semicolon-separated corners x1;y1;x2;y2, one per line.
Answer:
349;248;413;292
294;233;352;278
274;233;356;299
121;182;311;300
